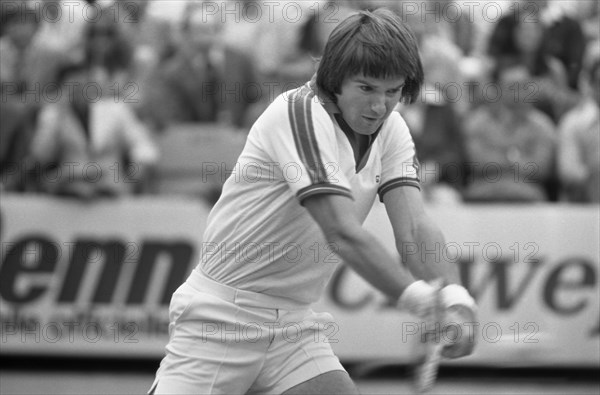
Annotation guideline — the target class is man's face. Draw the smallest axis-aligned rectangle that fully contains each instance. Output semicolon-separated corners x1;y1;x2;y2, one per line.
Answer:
335;74;405;135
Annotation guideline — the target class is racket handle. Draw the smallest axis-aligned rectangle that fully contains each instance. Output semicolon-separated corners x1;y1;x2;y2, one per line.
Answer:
413;279;444;393
415;341;444;393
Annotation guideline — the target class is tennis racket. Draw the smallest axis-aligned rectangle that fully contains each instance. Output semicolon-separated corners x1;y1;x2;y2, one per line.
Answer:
413;279;445;393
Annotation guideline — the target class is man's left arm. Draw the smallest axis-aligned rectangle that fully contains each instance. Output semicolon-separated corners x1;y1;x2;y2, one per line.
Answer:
383;186;477;358
382;186;458;284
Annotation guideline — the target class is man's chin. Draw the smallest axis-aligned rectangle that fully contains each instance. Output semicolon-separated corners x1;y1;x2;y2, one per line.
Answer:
354;121;382;135
363;125;382;135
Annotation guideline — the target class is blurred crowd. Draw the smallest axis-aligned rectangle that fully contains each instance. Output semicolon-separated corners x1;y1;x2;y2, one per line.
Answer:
0;0;598;203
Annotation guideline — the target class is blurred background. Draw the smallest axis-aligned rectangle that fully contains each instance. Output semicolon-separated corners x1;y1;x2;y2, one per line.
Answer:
0;0;598;394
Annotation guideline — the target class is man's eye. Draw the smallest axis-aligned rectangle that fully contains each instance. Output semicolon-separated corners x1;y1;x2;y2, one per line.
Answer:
387;88;401;95
359;85;371;92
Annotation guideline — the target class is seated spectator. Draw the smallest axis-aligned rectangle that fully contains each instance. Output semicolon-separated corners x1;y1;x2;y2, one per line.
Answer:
240;0;323;126
140;3;256;130
398;7;469;203
398;85;467;203
28;0;88;89
251;0;320;88
558;52;600;203
0;3;40;192
538;1;587;91
83;7;134;97
113;0;175;113
463;65;556;202
487;1;585;124
28;64;159;199
114;0;172;61
0;3;39;96
404;7;480;118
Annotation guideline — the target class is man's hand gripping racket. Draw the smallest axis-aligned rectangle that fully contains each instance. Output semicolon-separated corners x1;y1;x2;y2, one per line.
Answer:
399;279;478;393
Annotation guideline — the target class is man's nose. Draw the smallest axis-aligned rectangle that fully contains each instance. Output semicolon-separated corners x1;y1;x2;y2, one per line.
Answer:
370;94;386;116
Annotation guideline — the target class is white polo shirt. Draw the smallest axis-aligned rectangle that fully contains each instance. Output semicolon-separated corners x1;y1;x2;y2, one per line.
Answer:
197;82;420;305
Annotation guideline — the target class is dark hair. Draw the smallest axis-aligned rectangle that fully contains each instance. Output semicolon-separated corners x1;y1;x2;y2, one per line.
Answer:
316;8;424;104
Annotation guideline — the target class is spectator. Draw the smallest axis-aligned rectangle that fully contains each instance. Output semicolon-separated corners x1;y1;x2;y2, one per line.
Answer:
221;1;263;60
83;6;134;96
0;3;39;192
463;65;556;202
1;3;39;97
113;0;175;113
538;1;587;91
398;85;467;203
28;0;88;89
29;63;159;199
403;6;475;116
140;3;256;130
241;0;323;125
487;0;585;124
251;0;321;86
558;51;600;203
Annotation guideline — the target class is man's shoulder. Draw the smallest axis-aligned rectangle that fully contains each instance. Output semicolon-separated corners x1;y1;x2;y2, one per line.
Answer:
260;84;332;126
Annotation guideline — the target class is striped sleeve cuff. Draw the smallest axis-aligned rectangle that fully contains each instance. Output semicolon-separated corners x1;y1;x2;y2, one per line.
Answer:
297;183;353;205
378;177;421;202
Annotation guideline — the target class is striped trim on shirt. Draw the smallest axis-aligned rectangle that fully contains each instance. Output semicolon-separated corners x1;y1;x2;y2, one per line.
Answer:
297;183;353;204
288;87;352;203
378;177;421;202
288;87;328;184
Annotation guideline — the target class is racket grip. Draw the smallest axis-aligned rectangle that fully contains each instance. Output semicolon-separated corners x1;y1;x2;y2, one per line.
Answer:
413;279;445;393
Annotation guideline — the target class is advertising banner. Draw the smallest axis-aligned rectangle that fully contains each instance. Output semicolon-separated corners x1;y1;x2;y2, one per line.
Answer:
320;203;600;367
1;195;598;367
0;195;210;357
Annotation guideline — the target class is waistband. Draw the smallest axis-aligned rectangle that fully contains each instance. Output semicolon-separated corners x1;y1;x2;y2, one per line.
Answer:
186;269;308;311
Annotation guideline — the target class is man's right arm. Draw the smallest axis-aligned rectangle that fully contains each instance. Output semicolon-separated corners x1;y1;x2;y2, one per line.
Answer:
303;193;426;304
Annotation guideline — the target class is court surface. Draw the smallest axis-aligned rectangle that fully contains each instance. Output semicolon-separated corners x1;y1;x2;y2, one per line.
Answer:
1;370;598;395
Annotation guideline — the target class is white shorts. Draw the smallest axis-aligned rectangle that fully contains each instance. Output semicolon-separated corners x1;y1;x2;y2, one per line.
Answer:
149;269;345;394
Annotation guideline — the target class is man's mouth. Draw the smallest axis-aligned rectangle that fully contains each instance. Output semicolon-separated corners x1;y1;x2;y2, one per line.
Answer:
362;116;379;122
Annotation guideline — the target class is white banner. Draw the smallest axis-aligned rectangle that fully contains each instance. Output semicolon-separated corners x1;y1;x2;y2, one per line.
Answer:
1;195;598;367
0;195;210;357
317;202;600;367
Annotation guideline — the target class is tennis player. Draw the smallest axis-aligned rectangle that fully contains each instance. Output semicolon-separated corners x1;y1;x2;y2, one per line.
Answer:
150;8;477;395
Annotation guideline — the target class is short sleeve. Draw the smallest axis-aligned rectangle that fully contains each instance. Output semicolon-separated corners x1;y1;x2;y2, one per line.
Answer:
259;87;353;204
378;112;420;202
